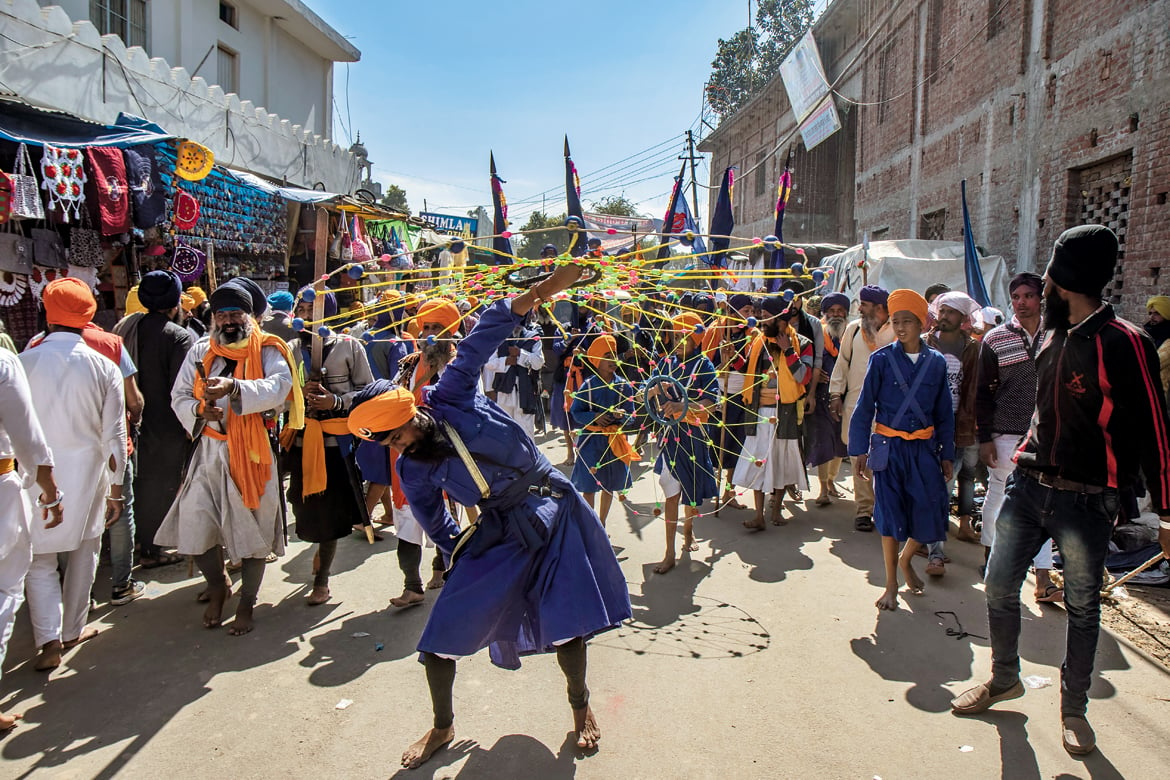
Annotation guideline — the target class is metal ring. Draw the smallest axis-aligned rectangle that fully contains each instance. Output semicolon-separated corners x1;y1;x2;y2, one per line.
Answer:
642;373;690;427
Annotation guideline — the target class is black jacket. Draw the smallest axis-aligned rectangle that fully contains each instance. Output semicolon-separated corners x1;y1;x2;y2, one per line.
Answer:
1016;305;1170;512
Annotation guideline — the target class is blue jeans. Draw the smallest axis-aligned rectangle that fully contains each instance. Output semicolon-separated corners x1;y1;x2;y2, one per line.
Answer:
985;471;1117;716
107;456;136;590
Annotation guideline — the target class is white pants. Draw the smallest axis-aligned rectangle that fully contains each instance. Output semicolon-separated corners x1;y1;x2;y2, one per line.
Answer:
496;391;536;437
25;534;100;647
982;434;1054;569
0;500;32;683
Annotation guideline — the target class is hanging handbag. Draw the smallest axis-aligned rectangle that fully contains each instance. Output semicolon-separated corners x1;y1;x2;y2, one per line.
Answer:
11;144;45;221
0;170;11;224
68;224;104;268
32;227;67;269
350;215;373;263
0;224;34;275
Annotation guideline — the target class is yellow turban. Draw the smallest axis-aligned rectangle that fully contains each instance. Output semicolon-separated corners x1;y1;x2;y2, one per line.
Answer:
180;293;196;312
587;334;617;367
405;293;423;310
124;285;146;315
379;289;402;303
673;313;704;347
416;299;461;335
185;286;208;308
348;387;417;441
886;288;929;326
1148;296;1170;321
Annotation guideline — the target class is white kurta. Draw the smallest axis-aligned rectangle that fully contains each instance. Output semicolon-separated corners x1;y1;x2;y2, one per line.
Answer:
487;337;544;436
0;349;54;677
828;320;895;445
155;339;293;563
20;332;126;555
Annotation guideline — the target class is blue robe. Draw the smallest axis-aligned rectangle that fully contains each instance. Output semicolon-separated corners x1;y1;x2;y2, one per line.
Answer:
652;348;720;506
847;340;955;542
398;299;631;670
569;374;636;493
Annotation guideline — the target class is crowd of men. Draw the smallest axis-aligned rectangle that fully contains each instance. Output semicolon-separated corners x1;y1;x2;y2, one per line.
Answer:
1;224;1169;763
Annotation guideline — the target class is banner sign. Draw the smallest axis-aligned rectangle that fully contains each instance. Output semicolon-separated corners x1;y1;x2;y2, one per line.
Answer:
420;212;478;234
780;30;831;124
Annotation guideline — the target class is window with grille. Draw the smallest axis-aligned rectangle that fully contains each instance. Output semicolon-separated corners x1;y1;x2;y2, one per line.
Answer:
217;45;239;94
90;0;148;50
876;43;894;124
920;209;947;241
754;151;767;198
219;2;238;29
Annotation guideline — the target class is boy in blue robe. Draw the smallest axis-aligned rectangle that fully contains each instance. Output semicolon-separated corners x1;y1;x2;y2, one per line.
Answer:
650;313;720;574
849;289;955;611
569;334;639;527
348;265;630;769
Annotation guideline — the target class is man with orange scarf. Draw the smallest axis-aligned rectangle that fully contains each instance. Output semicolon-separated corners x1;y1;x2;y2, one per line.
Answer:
284;288;374;606
569;335;638;527
156;282;304;636
649;313;720;574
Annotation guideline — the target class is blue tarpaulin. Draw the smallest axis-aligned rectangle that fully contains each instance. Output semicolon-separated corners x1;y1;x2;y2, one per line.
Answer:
0;100;173;148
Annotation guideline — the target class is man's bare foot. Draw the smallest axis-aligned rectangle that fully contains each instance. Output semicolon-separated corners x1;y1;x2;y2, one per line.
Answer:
654;555;676;574
681;533;699;552
62;626;99;649
573;705;601;750
401;726;454;769
390;589;425;609
721;491;747;510
426;572;445;590
228;600;254;636
0;711;22;731
34;640;61;672
900;561;925;594
875;589;900;611
203;584;228;628
743;516;766;531
306;585;330;606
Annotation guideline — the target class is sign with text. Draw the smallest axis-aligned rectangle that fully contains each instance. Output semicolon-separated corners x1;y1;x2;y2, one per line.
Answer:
779;30;831;124
799;97;842;151
420;212;478;235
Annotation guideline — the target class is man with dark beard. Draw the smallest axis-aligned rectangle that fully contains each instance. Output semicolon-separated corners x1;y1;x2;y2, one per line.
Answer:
283;288;374;605
952;225;1170;756
806;293;850;505
347;264;630;770
156;284;303;636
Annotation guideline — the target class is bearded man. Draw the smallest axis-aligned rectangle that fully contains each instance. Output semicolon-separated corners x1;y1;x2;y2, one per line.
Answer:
347;264;629;770
156;283;304;636
805;293;850;505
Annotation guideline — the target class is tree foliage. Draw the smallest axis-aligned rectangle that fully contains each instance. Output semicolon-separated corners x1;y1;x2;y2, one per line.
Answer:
589;195;641;217
706;0;817;122
516;211;571;259
380;184;410;214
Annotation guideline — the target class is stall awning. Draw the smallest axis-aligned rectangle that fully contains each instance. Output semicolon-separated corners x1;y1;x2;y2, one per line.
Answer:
230;171;337;203
0;100;173;148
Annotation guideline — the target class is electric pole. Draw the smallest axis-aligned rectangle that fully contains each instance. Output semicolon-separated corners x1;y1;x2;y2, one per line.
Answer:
681;129;703;228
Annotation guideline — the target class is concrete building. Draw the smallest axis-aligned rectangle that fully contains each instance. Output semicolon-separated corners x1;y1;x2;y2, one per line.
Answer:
3;0;361;191
699;0;1170;319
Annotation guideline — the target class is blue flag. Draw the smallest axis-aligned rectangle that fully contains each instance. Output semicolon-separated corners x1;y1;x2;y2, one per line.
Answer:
656;161;688;262
961;179;992;306
707;166;735;269
672;187;707;259
564;136;588;257
767;163;793;293
490;152;513;262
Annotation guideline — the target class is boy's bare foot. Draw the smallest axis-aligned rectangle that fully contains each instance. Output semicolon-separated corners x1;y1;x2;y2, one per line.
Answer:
573;705;601;749
681;532;698;552
426;572;445;590
306;585;330;606
62;626;99;649
0;711;22;731
900;560;925;594
390;589;425;608
229;601;254;636
721;491;747;510
875;589;900;610
34;640;61;672
654;555;676;574
203;584;228;628
401;726;454;769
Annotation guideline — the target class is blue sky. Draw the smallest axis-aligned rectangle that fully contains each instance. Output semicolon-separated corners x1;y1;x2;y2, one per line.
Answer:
304;0;751;226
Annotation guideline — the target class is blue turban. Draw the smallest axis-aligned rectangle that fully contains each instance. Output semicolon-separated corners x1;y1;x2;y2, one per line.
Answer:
138;270;181;311
729;293;753;312
267;291;295;312
859;285;889;306
820;292;850;314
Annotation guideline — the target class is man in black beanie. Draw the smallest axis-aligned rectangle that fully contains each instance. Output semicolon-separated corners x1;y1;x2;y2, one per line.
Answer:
114;271;195;570
952;225;1170;755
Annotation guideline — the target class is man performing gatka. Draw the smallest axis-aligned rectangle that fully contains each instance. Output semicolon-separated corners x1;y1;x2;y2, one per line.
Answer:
348;263;630;770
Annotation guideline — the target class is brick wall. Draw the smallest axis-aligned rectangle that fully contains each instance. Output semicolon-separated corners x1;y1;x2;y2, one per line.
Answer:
700;0;1170;320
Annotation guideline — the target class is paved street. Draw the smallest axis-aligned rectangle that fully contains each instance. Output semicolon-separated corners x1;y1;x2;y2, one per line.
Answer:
2;432;1167;779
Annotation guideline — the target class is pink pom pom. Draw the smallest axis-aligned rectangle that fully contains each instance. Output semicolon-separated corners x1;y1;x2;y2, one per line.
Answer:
501;231;512;238
606;228;617;234
752;237;763;244
319;274;330;281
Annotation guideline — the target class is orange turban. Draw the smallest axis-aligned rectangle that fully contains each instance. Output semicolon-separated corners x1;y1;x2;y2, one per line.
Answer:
886;288;929;326
416;299;460;335
673;313;703;347
405;293;423;310
180;293;196;312
587;334;617;367
43;277;96;328
348;387;418;440
185;286;208;308
379;289;402;303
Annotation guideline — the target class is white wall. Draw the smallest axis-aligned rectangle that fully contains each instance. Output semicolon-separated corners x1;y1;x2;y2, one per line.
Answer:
5;0;359;192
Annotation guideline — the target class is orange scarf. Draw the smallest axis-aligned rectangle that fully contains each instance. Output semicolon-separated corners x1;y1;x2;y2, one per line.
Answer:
582;380;640;465
742;333;769;405
773;325;805;405
197;331;304;510
821;320;839;358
